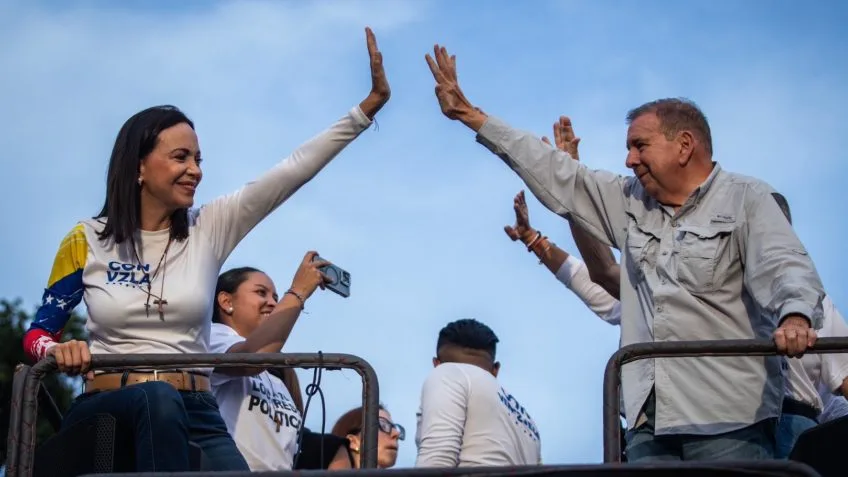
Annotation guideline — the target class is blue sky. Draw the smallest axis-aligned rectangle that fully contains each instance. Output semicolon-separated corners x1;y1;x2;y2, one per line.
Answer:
1;0;847;467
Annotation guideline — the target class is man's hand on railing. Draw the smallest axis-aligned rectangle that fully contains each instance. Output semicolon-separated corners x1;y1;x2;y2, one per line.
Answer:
775;314;817;357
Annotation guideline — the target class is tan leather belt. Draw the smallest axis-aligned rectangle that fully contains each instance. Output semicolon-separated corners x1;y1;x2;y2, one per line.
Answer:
85;371;210;393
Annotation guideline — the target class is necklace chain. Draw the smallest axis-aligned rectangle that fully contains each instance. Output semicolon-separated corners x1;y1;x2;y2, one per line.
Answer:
133;237;172;321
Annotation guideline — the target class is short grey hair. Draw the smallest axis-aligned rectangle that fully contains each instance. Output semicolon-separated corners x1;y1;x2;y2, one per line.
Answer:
626;98;713;156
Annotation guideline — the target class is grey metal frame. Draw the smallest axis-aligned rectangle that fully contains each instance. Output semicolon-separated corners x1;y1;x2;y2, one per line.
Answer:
4;352;380;477
602;336;848;462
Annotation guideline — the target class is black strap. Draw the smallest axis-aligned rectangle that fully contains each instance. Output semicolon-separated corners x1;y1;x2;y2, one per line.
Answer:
783;397;820;422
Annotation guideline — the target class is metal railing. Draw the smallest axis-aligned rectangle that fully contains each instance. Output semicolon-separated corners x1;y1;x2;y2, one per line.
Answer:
602;336;848;462
5;352;380;477
78;460;823;477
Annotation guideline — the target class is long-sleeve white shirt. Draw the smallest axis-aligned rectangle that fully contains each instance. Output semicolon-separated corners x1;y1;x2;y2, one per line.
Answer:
414;362;542;468
26;106;372;364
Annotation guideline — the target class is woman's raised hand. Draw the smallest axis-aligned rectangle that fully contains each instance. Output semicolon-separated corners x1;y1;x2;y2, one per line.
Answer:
359;27;391;119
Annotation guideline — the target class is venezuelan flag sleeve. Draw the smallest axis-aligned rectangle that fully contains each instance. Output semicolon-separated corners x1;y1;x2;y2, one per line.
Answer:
23;224;87;361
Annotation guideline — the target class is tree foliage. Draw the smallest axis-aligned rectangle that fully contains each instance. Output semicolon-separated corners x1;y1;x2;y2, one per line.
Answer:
0;298;87;466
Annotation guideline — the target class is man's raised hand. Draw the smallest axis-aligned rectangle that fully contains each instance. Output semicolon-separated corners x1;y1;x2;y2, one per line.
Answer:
359;27;391;119
425;44;487;131
541;116;581;161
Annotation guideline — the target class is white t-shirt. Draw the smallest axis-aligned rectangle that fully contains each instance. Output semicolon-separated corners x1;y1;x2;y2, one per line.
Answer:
209;323;303;470
414;362;542;468
24;106;372;364
783;296;848;412
818;385;848;423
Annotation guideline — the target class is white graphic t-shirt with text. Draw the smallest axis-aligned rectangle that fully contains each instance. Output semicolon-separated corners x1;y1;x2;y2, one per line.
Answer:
209;323;302;471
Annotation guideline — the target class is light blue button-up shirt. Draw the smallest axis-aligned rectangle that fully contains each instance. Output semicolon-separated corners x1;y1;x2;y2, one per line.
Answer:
476;116;825;435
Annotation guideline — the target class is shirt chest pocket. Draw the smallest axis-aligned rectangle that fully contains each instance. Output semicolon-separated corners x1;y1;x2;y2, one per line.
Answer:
625;230;657;282
674;224;735;294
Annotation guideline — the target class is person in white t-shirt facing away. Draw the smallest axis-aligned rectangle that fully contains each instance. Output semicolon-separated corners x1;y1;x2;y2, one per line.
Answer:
208;258;354;471
331;404;404;468
415;319;542;468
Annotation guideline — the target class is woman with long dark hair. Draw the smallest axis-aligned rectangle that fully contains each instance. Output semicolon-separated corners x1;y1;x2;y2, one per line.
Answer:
22;27;390;472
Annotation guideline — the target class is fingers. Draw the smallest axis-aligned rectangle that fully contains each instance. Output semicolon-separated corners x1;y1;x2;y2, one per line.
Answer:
450;54;457;82
428;44;457;83
365;26;377;55
303;250;319;264
774;328;787;355
553;121;562;149
49;341;90;376
425;54;444;83
807;328;818;348
434;45;451;78
80;341;91;374
774;326;815;357
69;342;82;375
311;259;331;269
504;225;520;241
560;116;575;140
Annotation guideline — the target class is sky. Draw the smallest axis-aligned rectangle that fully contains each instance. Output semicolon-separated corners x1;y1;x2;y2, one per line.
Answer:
1;0;847;468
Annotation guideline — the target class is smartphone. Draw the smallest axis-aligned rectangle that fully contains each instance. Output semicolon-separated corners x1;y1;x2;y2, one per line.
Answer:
312;255;351;298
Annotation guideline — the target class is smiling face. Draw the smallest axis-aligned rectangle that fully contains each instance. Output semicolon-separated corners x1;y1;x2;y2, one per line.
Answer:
624;112;685;204
218;271;279;338
138;122;203;215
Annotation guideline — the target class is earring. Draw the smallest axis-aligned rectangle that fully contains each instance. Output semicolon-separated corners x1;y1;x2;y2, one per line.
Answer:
227;307;234;314
137;177;143;186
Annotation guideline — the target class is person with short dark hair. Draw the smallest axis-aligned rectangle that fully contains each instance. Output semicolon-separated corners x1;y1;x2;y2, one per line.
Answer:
331;404;405;469
22;27;390;473
414;319;541;467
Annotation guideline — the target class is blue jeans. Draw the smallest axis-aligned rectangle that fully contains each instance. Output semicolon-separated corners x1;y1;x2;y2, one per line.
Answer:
775;413;817;459
62;381;248;472
625;393;776;462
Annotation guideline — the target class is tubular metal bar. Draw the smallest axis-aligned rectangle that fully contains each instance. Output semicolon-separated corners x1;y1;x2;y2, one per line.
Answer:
38;382;64;432
13;352;379;477
602;336;848;463
5;364;31;477
76;459;823;477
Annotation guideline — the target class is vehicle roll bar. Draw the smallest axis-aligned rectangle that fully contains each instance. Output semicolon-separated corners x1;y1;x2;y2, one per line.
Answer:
603;337;848;462
7;352;380;477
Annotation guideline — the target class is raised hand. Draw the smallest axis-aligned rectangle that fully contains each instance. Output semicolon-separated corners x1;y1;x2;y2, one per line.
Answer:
289;251;332;303
504;190;537;243
425;44;487;131
359;27;391;119
541;116;581;161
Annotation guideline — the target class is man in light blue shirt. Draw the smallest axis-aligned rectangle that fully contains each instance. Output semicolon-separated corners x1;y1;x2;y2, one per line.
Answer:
426;45;825;461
